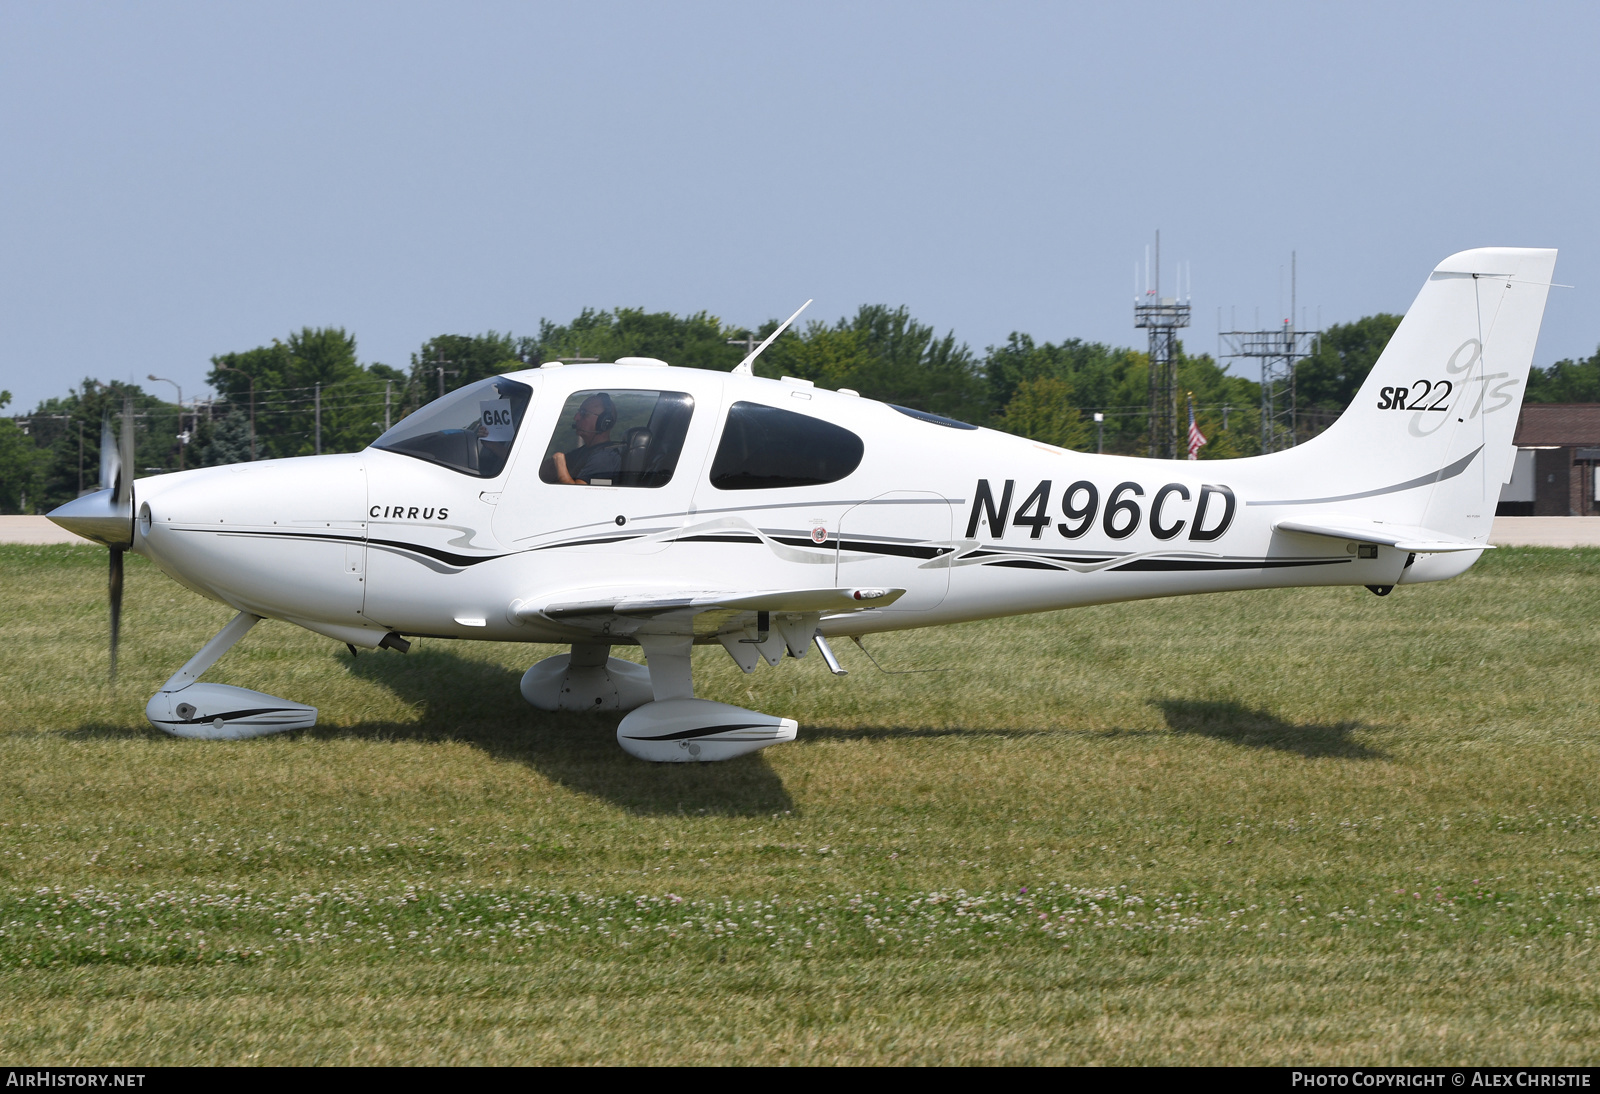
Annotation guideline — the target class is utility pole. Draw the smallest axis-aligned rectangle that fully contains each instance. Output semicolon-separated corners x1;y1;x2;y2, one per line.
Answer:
727;330;758;359
384;379;392;431
314;383;322;455
77;420;84;495
147;374;186;471
434;347;459;401
1093;412;1105;454
215;364;256;461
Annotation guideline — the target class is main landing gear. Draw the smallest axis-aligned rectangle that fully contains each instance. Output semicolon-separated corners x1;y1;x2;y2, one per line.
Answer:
520;628;849;763
146;613;829;763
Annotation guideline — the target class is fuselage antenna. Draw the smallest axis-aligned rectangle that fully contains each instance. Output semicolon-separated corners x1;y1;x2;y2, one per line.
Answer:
732;299;812;376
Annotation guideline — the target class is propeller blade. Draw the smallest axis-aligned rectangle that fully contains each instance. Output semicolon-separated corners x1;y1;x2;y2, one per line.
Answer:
116;397;135;509
109;547;123;683
99;413;117;492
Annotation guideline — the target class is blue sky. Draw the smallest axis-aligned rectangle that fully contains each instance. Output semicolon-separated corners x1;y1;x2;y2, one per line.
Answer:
2;1;1595;413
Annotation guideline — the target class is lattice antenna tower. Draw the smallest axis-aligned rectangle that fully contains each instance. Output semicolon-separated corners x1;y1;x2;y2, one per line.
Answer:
1134;230;1191;459
1218;252;1320;452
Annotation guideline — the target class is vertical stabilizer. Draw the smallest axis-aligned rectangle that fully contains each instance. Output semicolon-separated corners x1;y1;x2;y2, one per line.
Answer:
1272;248;1556;546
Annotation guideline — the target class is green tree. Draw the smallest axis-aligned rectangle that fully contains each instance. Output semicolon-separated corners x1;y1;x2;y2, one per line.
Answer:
983;334;1150;452
209;328;398;459
997;377;1093;450
982;334;1257;456
1177;351;1261;459
984;335;1127;415
192;407;254;467
536;309;741;373
528;304;988;421
0;390;45;513
769;306;986;419
25;380;172;511
1295;314;1402;414
409;332;531;402
1526;347;1600;403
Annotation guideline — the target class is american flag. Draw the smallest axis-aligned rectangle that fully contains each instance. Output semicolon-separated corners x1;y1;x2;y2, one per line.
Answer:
1186;394;1207;460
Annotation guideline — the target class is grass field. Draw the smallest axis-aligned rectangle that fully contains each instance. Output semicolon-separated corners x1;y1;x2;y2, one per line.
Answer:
1;543;1598;1065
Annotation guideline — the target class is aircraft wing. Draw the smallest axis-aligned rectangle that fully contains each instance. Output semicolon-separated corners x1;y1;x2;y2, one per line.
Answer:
517;586;904;623
1272;516;1491;553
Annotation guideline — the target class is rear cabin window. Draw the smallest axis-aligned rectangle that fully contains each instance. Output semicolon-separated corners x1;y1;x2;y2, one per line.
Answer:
372;376;532;479
709;401;864;490
538;389;695;488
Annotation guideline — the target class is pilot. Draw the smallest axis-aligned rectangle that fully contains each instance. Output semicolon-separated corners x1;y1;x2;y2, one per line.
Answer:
550;393;622;485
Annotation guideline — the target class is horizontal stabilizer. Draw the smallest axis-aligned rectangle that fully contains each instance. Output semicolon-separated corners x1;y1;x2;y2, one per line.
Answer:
520;586;905;622
1273;516;1490;553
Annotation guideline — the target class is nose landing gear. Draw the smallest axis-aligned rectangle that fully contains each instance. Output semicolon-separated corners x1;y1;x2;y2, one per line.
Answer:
144;612;317;739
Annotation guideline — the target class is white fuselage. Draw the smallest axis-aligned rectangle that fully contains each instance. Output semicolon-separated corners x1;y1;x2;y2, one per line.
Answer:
128;362;1439;650
60;246;1554;754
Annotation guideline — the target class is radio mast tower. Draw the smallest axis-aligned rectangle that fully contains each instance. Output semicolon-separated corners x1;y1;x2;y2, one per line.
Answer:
1218;252;1320;452
1134;230;1191;459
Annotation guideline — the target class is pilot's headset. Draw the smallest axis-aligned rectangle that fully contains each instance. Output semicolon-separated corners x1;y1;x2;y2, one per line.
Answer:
592;393;618;432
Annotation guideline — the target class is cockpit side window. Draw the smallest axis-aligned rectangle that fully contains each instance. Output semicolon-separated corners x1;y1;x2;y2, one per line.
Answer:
709;401;864;490
372;376;533;478
538;389;695;488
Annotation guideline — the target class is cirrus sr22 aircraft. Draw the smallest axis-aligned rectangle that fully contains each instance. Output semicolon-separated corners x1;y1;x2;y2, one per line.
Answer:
50;247;1556;762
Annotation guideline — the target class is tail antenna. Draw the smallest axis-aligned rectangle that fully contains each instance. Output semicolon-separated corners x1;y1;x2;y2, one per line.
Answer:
732;299;812;376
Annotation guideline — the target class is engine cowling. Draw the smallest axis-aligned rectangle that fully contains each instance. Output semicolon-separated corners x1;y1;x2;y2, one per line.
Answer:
616;698;797;763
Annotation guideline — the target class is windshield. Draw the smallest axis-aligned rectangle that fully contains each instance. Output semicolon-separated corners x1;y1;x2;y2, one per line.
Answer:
372;376;533;478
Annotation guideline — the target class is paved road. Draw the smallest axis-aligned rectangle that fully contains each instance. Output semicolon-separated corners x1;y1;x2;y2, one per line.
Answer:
6;514;1600;548
1487;517;1600;547
1;516;95;545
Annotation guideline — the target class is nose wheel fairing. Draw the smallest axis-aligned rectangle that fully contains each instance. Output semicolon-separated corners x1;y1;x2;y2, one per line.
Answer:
143;611;318;740
147;683;316;740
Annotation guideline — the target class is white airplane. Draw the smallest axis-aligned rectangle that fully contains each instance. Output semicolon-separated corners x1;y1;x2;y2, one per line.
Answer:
50;247;1556;762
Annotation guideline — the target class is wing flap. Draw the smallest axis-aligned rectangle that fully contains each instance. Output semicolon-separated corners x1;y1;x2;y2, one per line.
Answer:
522;586;905;623
1273;516;1490;553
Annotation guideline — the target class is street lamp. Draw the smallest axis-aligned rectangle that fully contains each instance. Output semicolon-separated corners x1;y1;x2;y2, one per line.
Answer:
214;365;256;461
147;374;185;471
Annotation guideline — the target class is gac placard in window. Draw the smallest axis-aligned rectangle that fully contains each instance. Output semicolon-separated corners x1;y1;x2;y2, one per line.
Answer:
372;376;533;479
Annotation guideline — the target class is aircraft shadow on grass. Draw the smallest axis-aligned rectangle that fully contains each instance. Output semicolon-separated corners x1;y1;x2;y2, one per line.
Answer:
62;664;1376;805
1153;699;1385;760
795;724;992;742
335;646;795;817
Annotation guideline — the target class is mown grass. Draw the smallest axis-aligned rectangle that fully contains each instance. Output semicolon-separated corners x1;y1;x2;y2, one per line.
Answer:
1;543;1598;1064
